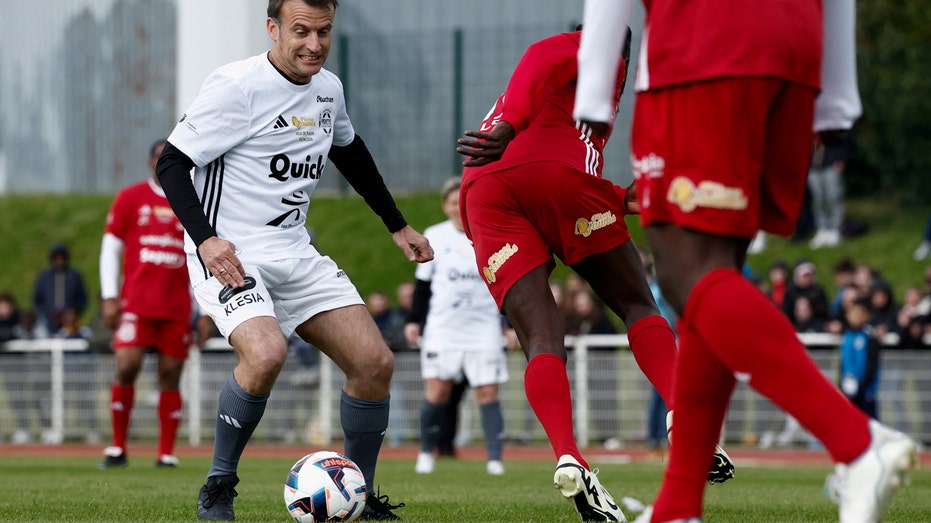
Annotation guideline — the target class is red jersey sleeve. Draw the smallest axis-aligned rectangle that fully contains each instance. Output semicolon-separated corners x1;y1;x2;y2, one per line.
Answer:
500;33;581;135
105;189;131;240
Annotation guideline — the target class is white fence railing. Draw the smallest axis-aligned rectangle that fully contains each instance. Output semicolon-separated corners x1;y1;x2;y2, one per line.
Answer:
1;334;929;448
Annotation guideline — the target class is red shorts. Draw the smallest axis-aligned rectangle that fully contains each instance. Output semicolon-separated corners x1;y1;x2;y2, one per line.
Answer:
113;312;192;360
460;162;631;308
631;78;817;238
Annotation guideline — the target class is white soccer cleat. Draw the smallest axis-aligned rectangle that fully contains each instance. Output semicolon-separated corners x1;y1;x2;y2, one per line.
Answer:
826;420;918;523
414;451;435;474
630;505;702;523
553;454;625;522
486;460;505;476
665;411;735;484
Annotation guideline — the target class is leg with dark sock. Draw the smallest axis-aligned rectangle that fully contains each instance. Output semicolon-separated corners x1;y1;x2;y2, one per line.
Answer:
480;401;505;462
652;320;735;521
208;375;268;478
341;391;390;493
524;354;587;468
419;399;446;454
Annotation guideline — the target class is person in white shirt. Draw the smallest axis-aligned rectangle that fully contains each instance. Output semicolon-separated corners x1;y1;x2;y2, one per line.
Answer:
156;1;432;520
404;178;514;476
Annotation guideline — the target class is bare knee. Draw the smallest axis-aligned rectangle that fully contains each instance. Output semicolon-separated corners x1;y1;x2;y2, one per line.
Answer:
345;345;394;398
114;361;141;386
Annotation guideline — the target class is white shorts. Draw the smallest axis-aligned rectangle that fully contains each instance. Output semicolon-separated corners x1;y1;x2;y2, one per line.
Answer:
190;252;363;339
420;348;509;387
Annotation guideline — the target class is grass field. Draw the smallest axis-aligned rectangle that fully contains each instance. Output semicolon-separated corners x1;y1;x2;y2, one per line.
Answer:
1;449;928;522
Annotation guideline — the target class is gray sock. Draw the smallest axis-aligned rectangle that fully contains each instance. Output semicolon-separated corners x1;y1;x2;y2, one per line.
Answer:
419;399;446;453
341;391;389;492
480;401;505;461
208;375;268;478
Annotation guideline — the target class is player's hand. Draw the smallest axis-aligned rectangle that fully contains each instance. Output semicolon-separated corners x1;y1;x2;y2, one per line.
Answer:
392;225;434;263
101;297;120;330
456;121;515;167
403;322;421;347
623;182;640;214
198;236;246;288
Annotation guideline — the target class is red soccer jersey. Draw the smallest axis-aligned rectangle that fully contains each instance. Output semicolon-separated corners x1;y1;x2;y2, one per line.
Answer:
463;31;627;183
104;179;191;322
637;0;822;91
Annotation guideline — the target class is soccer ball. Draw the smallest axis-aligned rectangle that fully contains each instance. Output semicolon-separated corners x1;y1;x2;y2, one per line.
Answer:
284;451;367;522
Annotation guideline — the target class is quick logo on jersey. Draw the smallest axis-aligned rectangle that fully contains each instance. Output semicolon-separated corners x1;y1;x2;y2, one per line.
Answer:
273;115;289;129
291;116;315;129
574;211;617;238
268;154;325;181
666;176;748;213
218;276;257;304
482;243;518;284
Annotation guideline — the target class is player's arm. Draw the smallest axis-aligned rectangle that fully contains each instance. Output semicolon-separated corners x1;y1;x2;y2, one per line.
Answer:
157;142;246;286
99;232;125;330
403;279;432;346
457;36;576;167
574;0;636;131
328;135;434;263
814;0;861;136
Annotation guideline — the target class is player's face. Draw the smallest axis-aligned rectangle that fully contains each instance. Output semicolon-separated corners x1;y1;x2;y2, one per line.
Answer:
442;189;462;230
267;0;334;84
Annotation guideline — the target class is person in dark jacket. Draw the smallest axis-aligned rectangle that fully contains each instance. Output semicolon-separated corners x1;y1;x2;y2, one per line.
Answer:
32;242;88;333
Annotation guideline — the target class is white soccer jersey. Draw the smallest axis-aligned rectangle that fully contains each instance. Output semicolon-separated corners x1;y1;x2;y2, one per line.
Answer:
415;220;503;352
167;52;354;270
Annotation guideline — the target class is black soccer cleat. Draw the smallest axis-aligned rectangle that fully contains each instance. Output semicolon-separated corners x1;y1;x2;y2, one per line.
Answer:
359;487;405;521
98;446;128;469
197;474;239;521
707;445;736;484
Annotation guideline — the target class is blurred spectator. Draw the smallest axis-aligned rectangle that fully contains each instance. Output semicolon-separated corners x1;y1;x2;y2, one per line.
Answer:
32;242;89;333
808;131;855;249
52;307;92;340
0;292;20;342
839;299;881;419
912;213;931;261
366;290;407;353
765;259;789;309
828;257;856;319
792;296;826;333
826;285;861;334
897;286;927;349
782;261;829;325
867;283;899;338
852;262;888;300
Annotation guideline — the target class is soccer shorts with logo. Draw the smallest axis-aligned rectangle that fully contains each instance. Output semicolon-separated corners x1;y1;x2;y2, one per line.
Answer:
113;313;192;360
460;162;631;308
189;252;364;339
631;77;817;238
420;347;509;387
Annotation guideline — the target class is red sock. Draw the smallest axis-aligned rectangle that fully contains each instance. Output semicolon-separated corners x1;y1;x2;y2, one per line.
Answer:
158;390;182;457
109;384;134;450
653;320;735;521
627;315;677;409
687;268;870;463
524;354;587;469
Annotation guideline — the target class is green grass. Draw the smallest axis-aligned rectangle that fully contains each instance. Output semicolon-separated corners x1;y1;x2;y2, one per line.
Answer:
1;193;929;325
0;453;928;522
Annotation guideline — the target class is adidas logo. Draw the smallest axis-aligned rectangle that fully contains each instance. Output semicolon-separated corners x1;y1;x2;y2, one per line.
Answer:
273;115;289;129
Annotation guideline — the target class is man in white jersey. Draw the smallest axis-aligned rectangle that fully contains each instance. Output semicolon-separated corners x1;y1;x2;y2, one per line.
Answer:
404;178;514;476
156;0;432;520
